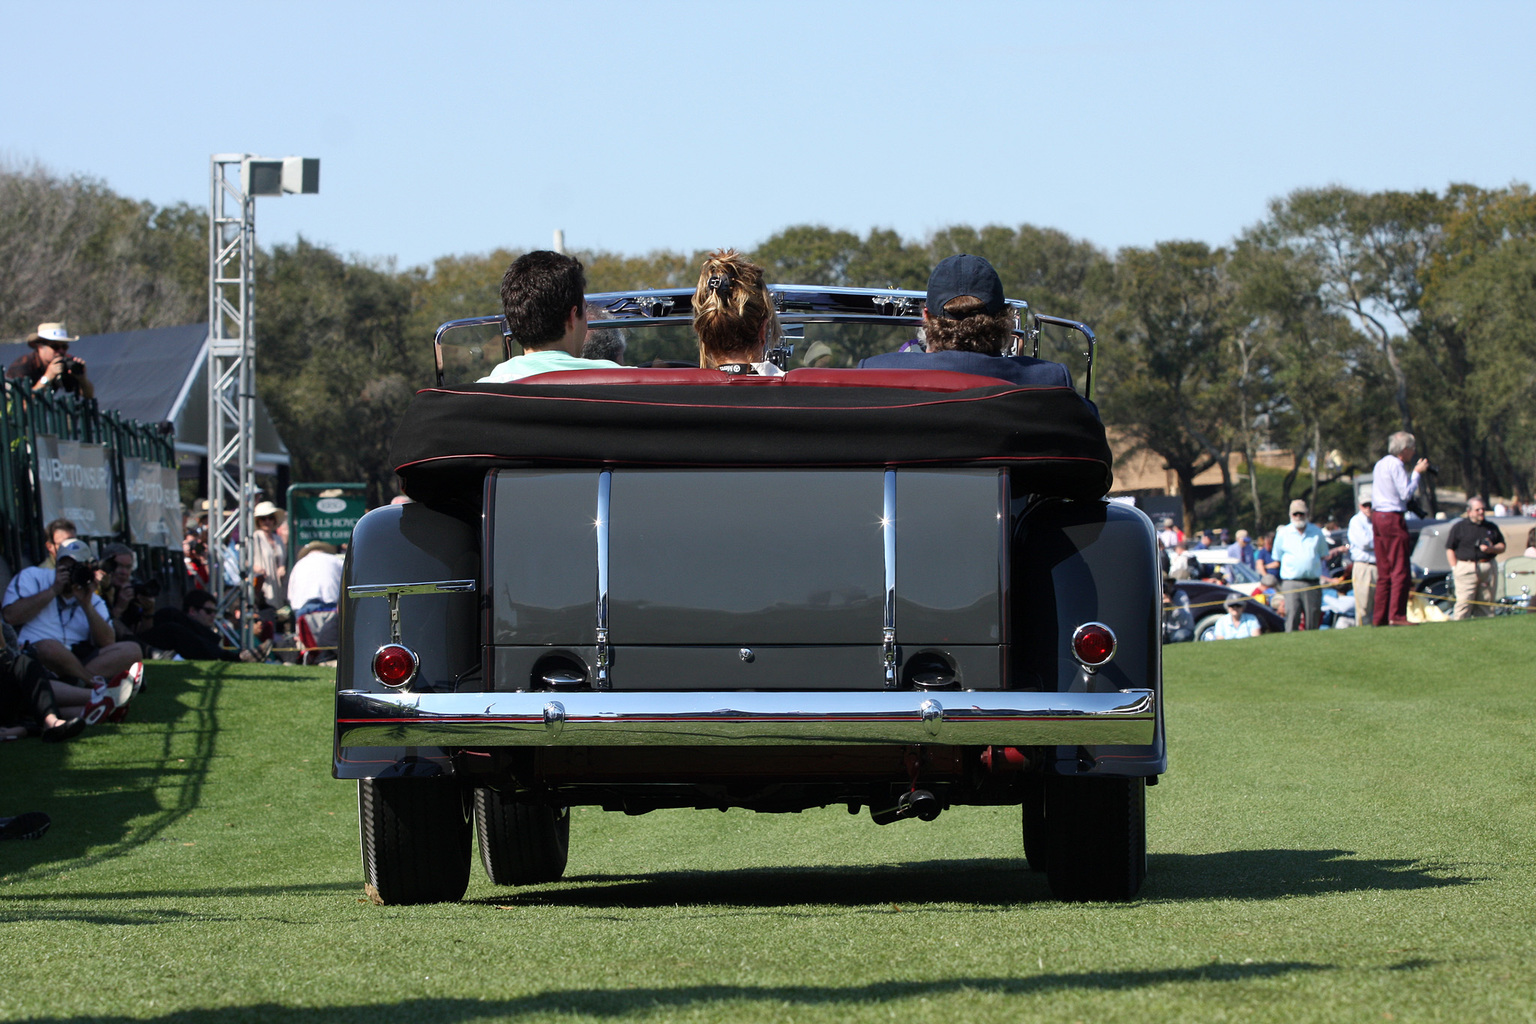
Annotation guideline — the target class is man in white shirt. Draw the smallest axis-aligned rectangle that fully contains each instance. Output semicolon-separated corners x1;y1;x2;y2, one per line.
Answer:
1212;594;1262;640
478;252;622;384
2;539;141;685
287;542;345;616
1370;431;1430;626
1346;498;1376;626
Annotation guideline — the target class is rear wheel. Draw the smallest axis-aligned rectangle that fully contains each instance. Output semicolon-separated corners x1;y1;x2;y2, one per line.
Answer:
1193;613;1223;641
475;788;570;885
1020;775;1047;871
358;778;471;905
1043;775;1146;901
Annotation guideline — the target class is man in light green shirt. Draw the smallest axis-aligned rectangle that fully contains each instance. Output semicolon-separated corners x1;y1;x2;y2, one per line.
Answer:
477;251;621;383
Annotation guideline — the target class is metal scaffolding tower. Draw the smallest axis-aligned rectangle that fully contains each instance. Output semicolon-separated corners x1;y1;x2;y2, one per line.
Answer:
205;154;317;645
206;155;257;639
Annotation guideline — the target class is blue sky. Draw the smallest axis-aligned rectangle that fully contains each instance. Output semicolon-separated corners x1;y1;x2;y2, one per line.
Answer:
4;0;1532;271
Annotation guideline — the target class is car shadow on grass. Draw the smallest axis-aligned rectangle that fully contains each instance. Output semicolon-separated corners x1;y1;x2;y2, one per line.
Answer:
464;847;1472;910
0;662;235;877
15;963;1335;1023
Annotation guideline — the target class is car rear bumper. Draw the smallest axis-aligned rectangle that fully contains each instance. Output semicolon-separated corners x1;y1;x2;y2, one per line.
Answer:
335;688;1157;747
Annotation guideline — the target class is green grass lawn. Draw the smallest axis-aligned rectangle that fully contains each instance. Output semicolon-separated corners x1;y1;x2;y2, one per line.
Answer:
3;618;1535;1023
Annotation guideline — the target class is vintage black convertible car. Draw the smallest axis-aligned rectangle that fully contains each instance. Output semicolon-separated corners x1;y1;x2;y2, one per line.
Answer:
333;286;1165;904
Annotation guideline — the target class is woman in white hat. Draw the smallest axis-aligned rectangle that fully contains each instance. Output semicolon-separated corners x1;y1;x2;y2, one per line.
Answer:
250;500;287;607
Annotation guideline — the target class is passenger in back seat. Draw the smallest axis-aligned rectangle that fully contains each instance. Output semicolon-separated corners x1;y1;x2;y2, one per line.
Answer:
478;251;622;383
691;249;784;376
857;254;1073;389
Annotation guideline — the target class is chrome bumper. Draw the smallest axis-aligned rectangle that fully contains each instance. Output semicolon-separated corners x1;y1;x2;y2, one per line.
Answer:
335;688;1156;747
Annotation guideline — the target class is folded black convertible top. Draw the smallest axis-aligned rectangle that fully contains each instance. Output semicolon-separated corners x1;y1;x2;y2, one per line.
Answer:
392;369;1111;512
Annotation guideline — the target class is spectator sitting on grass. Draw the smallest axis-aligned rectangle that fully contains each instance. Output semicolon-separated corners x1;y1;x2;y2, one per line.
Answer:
1212;594;1261;640
137;589;260;663
2;539;142;688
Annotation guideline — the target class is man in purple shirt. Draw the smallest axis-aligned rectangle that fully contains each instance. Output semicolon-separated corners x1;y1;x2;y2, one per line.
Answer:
1370;431;1430;626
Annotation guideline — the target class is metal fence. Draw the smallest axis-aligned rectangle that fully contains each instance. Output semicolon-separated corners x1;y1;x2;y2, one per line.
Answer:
0;378;180;588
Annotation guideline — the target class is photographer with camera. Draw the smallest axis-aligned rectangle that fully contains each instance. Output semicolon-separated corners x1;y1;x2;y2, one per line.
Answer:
1370;431;1432;626
5;323;95;399
95;543;159;642
1;538;141;694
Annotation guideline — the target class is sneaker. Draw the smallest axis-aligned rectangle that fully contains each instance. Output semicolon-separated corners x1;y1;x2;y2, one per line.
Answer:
83;667;139;725
0;812;51;841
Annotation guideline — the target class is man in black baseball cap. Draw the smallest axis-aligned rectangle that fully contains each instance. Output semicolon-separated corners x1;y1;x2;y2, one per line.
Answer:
857;255;1074;389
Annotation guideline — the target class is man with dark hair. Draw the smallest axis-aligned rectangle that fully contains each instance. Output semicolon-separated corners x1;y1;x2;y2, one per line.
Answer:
857;255;1072;388
39;518;77;570
136;589;258;662
478;252;621;383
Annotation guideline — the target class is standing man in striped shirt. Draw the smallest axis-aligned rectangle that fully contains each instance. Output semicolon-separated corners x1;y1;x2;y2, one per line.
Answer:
1370;431;1430;626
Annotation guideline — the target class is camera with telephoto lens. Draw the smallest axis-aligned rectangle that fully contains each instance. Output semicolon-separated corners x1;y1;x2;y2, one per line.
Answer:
67;558;98;588
55;355;87;394
130;576;163;598
1424;462;1439;476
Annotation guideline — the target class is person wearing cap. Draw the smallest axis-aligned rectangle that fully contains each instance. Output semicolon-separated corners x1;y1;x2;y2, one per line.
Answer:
1;538;141;689
251;500;287;607
856;255;1074;389
1347;498;1377;626
36;517;78;571
1226;529;1255;569
1272;500;1331;631
1211;593;1262;640
5;322;94;398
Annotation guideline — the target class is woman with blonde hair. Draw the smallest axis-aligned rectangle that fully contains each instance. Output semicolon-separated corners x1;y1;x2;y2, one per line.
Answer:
691;249;782;375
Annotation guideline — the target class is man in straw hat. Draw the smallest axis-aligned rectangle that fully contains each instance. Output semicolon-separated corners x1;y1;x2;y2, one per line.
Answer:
6;323;94;398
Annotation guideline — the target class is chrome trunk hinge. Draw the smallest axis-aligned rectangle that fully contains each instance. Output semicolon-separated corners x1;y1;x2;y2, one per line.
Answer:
882;469;898;690
594;470;612;689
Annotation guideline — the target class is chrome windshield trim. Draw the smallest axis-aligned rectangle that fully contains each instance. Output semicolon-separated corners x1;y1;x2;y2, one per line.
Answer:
335;688;1157;748
1033;313;1098;401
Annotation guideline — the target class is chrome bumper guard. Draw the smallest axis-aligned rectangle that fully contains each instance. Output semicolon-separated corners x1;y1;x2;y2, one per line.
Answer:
335;688;1156;747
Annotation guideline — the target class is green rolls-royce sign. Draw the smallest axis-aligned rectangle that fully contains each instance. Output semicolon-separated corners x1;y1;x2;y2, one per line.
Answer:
288;488;366;550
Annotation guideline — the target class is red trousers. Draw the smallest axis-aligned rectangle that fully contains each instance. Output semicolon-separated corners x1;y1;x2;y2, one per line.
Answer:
1371;510;1411;625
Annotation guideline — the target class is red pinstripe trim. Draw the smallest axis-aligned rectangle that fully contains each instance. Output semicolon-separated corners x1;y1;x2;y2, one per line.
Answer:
415;384;1066;413
395;453;1107;472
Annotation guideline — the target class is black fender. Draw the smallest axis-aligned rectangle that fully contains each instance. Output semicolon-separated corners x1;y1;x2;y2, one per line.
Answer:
333;502;480;780
1013;498;1166;777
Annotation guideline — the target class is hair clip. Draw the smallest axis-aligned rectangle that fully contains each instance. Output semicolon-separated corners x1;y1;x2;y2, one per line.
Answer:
707;273;733;296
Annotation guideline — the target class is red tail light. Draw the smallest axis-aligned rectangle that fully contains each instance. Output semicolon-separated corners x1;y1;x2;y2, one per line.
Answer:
372;644;419;688
1071;623;1117;670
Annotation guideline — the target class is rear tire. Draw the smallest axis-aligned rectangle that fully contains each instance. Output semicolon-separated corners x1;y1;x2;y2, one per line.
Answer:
475;788;570;885
1020;775;1047;871
358;778;471;905
1043;775;1146;901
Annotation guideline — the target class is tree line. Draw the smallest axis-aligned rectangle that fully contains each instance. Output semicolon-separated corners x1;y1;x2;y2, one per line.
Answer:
3;162;1532;520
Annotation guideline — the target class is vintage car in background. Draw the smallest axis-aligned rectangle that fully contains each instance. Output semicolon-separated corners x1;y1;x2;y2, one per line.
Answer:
1167;553;1285;641
333;286;1164;905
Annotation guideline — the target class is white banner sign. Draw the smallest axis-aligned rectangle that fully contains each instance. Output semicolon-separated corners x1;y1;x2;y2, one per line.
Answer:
36;435;113;536
123;457;183;550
